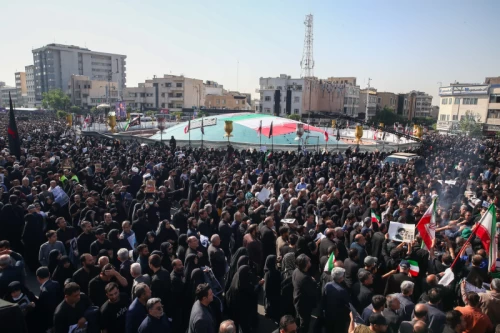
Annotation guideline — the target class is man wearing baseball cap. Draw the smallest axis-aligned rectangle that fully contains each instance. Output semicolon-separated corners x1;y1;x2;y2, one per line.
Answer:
90;228;112;260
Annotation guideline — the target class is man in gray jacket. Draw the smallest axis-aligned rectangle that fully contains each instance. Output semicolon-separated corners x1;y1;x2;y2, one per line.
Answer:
188;283;215;333
38;230;66;266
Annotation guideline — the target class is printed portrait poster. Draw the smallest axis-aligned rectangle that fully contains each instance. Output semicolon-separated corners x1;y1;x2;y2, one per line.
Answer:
388;222;415;242
145;179;156;193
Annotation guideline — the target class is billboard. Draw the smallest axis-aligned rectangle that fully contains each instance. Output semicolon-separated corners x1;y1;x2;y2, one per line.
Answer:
439;85;489;96
115;101;126;118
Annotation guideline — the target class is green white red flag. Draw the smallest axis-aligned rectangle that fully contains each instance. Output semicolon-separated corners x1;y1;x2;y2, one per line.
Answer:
416;197;438;250
371;210;380;226
323;252;336;272
474;204;497;272
408;260;419;277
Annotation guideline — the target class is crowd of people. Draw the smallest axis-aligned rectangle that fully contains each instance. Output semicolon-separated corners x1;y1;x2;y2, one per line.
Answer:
1;112;500;333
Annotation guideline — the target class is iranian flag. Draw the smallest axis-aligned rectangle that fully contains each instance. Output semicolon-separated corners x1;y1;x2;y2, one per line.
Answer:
371;209;380;226
416;197;437;250
324;130;329;142
473;204;497;272
407;260;419;277
323;252;336;272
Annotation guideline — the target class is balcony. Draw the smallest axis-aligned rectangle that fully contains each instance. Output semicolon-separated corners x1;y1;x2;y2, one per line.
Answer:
170;96;184;101
486;118;500;125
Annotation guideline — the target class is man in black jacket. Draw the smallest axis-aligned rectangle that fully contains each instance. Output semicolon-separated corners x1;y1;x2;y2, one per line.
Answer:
148;254;172;318
292;254;317;333
352;269;374;313
170;259;185;333
0;195;25;253
371;223;387;261
208;234;226;289
218;211;233;259
260;216;277;266
36;266;63;332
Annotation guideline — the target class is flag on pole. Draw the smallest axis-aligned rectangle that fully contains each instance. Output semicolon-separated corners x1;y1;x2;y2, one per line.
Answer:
265;150;273;162
473;204;497;272
7;92;21;159
373;129;377;140
416;197;438;250
268;121;273;138
124;116;141;131
201;117;204;135
257;120;262;137
324;130;329;142
184;119;191;134
371;209;381;226
323;252;336;272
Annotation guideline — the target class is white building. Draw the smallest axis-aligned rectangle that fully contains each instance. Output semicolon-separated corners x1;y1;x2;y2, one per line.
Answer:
258;74;305;116
123;75;204;113
32;43;126;103
0;86;17;107
67;75;119;108
436;83;490;133
25;65;36;107
414;92;433;117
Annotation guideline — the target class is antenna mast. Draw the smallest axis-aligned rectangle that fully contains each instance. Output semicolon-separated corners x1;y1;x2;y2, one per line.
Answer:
300;14;314;78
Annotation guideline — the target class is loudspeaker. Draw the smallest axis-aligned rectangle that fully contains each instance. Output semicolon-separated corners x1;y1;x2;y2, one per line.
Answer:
286;89;292;115
274;90;281;116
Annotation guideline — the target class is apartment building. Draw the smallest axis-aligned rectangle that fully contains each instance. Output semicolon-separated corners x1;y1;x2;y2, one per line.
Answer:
376;92;398;112
358;88;378;120
205;91;250;110
259;74;305;115
32;43;126;103
0;86;17;107
123;75;204;112
14;72;27;107
25;65;36;107
67;75;119;108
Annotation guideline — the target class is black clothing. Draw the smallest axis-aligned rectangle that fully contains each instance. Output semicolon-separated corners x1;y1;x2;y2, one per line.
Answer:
292;268;317;333
150;268;172;317
90;239;112;257
53;294;92;333
72;266;100;296
100;293;130;333
37;279;63;331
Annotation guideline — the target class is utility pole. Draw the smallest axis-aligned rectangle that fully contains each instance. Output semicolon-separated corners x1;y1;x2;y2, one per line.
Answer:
365;78;371;123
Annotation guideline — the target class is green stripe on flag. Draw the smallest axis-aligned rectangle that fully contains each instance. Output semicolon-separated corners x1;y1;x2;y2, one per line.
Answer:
324;252;335;272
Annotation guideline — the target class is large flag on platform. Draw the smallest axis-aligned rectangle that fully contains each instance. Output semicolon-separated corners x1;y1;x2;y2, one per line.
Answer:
416;197;438;250
125;116;141;131
268;121;273;138
8;92;21;159
184;119;191;134
324;130;329;142
474;204;497;272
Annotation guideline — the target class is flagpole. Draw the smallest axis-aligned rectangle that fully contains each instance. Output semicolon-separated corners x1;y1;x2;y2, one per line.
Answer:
188;120;191;147
272;135;274;152
325;127;328;151
201;117;204;149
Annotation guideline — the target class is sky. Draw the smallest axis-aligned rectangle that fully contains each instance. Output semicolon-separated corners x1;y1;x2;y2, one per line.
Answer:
2;0;499;104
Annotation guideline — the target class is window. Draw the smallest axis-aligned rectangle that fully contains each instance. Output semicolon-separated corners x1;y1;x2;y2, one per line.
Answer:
140;93;145;97
128;93;136;97
442;98;447;105
294;96;300;103
264;108;271;113
161;93;165;97
176;93;183;97
176;83;182;87
265;96;271;101
236;100;239;105
447;115;450;121
448;98;452;104
222;100;226;104
175;104;182;108
294;109;299;114
488;110;500;118
490;94;500;103
277;86;282;90
377;98;381;103
463;98;478;105
216;99;220;104
440;115;446;121
296;85;302;91
166;83;172;87
161;103;165;107
454;98;460;104
452;115;458;121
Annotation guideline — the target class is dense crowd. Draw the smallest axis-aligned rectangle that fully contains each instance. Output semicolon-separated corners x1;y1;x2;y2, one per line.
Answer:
1;112;500;333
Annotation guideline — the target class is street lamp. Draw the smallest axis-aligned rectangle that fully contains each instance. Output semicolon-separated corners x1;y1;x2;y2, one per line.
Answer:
156;114;166;145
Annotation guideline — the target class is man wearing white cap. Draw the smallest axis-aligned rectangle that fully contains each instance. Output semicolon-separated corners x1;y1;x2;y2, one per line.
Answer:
129;167;142;198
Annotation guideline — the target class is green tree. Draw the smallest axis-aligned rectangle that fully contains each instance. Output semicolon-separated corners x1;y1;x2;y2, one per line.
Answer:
287;114;301;121
412;117;436;127
69;105;84;115
90;107;98;114
126;105;133;113
56;110;68;119
370;106;405;126
173;111;184;119
458;110;482;137
41;89;71;111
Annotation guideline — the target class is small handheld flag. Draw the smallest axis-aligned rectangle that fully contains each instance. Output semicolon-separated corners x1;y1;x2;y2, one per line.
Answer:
371;209;381;226
323;252;336;272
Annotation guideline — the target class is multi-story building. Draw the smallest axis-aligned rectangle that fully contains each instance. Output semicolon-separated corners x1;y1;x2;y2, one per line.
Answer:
376;92;398;112
258;74;359;117
32;43;126;103
396;91;433;120
25;65;36;107
436;83;490;134
0;86;17;107
123;75;204;112
253;99;261;113
259;75;305;116
431;105;439;119
67;75;119;109
358;88;377;120
0;82;5;88
205;91;250;110
14;72;27;107
414;91;433;118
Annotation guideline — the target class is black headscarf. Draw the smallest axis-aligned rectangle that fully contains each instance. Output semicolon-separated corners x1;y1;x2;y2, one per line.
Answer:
156;220;178;245
184;253;199;286
52;256;75;287
143;231;159;253
225;247;249;292
48;249;61;275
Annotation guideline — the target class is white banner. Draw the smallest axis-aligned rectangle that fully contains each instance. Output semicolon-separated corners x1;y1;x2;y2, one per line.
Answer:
190;117;217;130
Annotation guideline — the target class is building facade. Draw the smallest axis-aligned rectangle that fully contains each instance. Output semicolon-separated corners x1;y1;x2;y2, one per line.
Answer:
259;75;305;116
0;86;17;107
413;91;433;118
25;65;36;107
67;75;119;108
14;72;27;107
32;43;126;103
205;91;250;110
376;92;398;112
436;83;491;133
123;75;204;113
358;88;377;120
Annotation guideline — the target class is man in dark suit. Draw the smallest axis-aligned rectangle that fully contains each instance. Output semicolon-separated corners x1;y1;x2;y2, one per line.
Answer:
319;228;336;259
352;269;374;313
371;223;387;261
148;254;172;318
36;266;63;332
385;260;414;295
321;267;351;333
